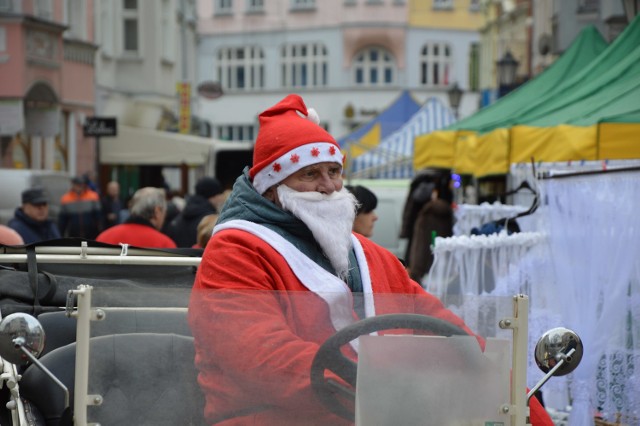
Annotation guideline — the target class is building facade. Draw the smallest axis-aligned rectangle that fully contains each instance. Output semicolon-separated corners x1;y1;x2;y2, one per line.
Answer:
94;0;203;193
196;0;483;143
0;0;96;176
478;0;628;106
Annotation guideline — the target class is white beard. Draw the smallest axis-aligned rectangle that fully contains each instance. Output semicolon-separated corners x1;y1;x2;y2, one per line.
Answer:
277;185;358;280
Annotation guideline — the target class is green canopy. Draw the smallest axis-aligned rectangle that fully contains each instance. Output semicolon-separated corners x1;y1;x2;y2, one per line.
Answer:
519;14;640;127
447;25;607;133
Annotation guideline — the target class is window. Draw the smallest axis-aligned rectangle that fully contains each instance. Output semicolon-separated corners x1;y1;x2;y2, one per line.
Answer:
291;0;315;10
217;46;265;90
217;124;257;142
35;0;52;20
433;0;453;10
64;0;86;39
281;43;328;88
469;42;479;91
577;0;599;13
215;0;233;14
0;26;6;52
99;1;114;55
161;0;174;61
122;0;140;54
0;0;12;12
419;42;451;87
246;0;264;12
353;47;396;86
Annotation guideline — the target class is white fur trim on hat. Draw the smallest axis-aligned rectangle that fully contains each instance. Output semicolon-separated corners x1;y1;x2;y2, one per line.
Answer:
252;142;344;194
306;108;320;125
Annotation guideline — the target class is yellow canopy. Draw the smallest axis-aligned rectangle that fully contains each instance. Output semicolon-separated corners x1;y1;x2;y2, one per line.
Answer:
413;130;457;170
510;125;598;164
599;123;640;159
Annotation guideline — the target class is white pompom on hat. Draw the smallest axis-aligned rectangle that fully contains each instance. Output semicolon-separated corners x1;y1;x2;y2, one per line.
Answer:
249;94;344;194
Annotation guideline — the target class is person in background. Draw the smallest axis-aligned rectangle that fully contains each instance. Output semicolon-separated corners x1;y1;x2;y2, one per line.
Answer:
96;187;176;249
83;171;100;195
188;94;553;426
161;186;184;235
58;176;102;239
193;213;219;249
101;181;122;230
8;187;61;244
0;225;24;245
345;185;378;238
166;177;226;248
401;169;455;282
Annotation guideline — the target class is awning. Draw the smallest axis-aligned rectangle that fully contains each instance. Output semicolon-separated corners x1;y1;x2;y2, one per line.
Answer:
100;125;224;165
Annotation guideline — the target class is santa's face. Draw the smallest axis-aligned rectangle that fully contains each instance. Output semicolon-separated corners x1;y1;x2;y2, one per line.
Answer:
277;162;344;194
275;171;357;280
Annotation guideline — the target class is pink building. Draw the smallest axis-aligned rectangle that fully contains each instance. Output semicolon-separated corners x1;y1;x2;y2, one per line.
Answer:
0;0;96;176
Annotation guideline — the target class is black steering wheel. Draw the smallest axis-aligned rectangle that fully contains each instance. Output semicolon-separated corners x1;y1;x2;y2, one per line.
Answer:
310;313;469;421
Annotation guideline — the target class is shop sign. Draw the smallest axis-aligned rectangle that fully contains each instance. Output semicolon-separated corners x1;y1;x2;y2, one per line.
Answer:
83;117;118;137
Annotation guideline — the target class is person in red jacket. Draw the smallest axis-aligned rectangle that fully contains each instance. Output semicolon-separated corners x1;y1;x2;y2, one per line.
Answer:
188;94;553;426
96;187;176;248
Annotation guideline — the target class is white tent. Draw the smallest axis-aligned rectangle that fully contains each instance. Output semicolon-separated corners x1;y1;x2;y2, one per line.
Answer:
100;125;234;165
348;97;455;179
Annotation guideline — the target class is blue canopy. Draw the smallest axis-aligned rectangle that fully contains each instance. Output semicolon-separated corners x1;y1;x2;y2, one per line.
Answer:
338;91;421;147
348;97;455;179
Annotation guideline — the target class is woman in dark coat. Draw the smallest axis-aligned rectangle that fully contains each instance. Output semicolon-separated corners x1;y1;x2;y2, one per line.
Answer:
400;169;454;282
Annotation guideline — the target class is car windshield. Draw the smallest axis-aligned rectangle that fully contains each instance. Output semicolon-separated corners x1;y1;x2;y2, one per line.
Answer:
79;287;513;425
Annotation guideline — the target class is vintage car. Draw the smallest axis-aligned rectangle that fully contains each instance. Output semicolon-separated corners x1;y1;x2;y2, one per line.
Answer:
0;240;581;426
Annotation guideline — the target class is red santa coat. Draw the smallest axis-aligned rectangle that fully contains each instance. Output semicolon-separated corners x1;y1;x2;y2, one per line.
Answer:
189;220;552;426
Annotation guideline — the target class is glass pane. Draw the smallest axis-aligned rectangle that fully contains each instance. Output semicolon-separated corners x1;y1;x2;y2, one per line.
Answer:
422;45;428;56
433;63;439;85
301;63;307;87
356;68;363;84
236;66;245;89
124;0;137;10
370;49;378;62
124;19;138;51
384;68;392;84
434;45;439;56
370;68;378;84
421;63;427;84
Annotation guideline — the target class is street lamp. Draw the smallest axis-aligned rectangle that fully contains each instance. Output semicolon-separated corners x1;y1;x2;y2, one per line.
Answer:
447;82;463;119
496;51;519;97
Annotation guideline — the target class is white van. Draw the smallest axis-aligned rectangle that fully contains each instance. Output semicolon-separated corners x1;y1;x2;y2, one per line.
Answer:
347;178;411;259
0;169;72;225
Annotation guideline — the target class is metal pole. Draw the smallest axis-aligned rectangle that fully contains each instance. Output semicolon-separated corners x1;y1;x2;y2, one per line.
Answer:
72;285;94;426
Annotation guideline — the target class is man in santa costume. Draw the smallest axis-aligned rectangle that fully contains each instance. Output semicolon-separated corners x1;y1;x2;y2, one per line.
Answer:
188;94;553;426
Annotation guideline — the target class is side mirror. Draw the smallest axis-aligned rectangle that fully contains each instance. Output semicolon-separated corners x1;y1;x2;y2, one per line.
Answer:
0;313;46;365
534;327;583;377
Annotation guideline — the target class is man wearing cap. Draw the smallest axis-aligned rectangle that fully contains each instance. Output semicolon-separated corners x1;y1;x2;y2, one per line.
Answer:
8;187;61;244
166;176;225;248
58;176;102;239
188;95;553;426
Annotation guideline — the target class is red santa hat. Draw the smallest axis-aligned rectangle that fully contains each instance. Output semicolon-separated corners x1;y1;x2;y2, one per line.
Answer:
249;94;343;194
